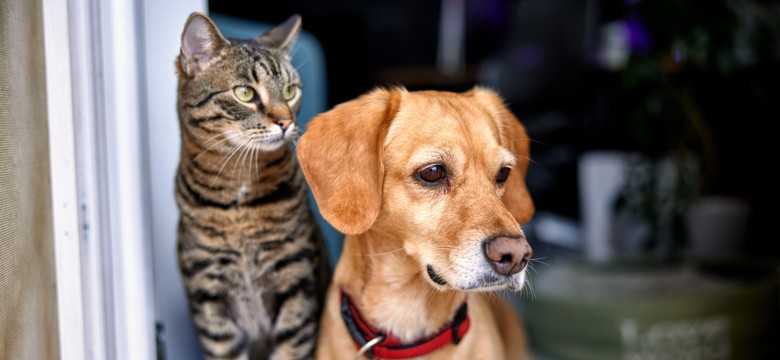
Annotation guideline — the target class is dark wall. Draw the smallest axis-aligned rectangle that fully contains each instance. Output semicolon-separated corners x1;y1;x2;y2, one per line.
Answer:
210;0;513;104
209;0;612;219
209;0;780;260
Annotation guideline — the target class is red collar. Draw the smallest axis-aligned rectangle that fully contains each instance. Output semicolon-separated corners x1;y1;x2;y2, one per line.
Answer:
340;289;470;359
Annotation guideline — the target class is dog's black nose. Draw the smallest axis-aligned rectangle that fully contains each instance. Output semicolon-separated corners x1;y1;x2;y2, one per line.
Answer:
483;236;532;276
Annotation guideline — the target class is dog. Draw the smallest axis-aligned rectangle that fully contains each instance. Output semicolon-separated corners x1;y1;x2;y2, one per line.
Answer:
296;86;535;359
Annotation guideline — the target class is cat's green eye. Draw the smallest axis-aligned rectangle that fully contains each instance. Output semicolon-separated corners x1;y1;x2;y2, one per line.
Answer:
283;85;298;101
234;86;255;102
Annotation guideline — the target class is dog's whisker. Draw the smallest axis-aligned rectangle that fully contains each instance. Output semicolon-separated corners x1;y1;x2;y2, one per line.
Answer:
487;291;500;304
526;264;540;276
345;247;406;257
526;278;538;300
483;291;494;302
507;137;548;146
426;290;440;308
521;273;536;299
529;257;550;267
513;153;540;166
430;245;460;251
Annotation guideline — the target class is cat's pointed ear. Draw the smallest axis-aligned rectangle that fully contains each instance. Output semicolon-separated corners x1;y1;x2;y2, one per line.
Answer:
256;14;302;53
297;88;403;235
178;12;228;77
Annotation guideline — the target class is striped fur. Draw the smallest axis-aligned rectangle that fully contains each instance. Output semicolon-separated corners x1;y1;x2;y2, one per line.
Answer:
174;13;328;360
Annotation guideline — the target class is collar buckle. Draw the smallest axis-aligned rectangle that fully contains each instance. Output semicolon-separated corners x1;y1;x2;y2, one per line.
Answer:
355;335;385;360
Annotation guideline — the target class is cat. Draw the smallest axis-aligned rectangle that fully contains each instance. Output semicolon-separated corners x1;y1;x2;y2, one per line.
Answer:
174;12;329;360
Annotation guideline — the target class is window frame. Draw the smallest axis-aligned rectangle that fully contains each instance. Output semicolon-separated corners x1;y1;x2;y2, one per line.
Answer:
43;0;162;358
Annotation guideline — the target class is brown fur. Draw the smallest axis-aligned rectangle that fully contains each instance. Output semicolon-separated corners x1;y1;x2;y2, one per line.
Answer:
297;87;535;359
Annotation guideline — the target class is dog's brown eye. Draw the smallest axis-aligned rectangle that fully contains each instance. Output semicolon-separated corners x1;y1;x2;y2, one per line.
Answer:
496;167;511;184
416;165;446;185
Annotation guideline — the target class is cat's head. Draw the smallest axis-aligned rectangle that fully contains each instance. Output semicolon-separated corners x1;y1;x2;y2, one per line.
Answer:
176;12;303;153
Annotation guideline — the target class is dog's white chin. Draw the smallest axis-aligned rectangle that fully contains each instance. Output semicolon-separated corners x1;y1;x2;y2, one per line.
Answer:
450;270;527;292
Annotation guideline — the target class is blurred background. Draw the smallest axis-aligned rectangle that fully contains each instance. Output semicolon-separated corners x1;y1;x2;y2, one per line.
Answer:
209;0;780;262
207;0;780;359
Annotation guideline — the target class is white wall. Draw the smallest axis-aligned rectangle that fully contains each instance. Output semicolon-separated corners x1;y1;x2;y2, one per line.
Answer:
142;1;207;359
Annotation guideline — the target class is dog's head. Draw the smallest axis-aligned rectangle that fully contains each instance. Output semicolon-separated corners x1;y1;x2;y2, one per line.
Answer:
297;87;534;292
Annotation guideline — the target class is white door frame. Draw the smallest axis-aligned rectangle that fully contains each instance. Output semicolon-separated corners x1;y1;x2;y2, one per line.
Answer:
43;0;162;358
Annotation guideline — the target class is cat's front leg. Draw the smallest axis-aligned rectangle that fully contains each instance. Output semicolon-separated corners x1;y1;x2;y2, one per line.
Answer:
265;273;321;360
179;242;251;360
191;297;251;360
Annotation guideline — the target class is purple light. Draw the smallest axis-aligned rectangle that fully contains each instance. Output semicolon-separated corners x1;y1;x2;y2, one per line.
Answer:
511;44;544;68
625;15;651;54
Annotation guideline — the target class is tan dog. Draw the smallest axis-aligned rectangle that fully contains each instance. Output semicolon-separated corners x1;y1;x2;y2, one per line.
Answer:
297;87;535;360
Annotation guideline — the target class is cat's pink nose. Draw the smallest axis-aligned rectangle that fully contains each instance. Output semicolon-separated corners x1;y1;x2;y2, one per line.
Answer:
276;118;293;131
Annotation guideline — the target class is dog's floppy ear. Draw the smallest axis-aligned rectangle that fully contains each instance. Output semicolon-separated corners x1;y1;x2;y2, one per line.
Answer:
297;88;402;235
469;87;535;224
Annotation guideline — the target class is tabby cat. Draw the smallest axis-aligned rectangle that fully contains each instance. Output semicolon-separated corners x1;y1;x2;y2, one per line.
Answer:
174;12;328;360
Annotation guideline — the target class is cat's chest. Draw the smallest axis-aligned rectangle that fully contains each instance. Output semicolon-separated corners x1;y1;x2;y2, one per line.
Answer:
237;183;249;202
194;185;298;239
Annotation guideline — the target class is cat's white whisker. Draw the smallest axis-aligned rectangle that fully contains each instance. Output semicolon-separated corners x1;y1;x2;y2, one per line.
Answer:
293;58;310;71
248;140;259;182
252;146;261;181
234;140;253;180
212;139;248;186
247;141;255;182
193;132;243;161
238;142;250;179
